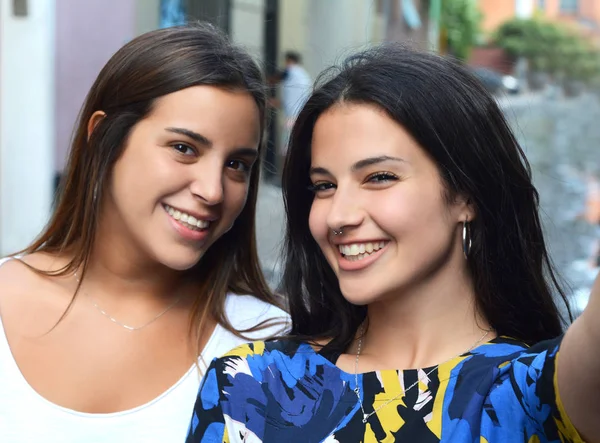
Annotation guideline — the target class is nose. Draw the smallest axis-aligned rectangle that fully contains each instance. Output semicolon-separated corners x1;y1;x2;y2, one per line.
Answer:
189;161;224;206
326;184;365;235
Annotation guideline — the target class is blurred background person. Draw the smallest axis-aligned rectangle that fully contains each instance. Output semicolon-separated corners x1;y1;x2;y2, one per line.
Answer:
268;51;312;172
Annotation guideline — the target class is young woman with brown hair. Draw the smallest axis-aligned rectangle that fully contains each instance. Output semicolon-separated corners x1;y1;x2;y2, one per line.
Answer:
0;23;287;442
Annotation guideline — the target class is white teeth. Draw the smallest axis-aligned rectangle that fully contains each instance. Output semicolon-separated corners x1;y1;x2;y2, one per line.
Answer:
338;241;388;258
346;252;372;262
164;205;210;230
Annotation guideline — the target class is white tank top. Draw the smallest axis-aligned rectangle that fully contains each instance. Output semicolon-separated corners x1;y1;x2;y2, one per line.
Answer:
0;257;289;442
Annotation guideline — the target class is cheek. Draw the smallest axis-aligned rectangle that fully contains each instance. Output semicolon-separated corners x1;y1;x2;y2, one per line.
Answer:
367;191;412;235
110;153;143;209
112;143;173;195
308;200;329;246
372;187;448;238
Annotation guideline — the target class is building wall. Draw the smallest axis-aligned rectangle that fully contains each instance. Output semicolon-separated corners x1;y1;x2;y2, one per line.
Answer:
278;0;378;79
230;0;265;61
55;0;136;172
571;0;600;23
540;0;560;17
303;0;377;78
579;0;594;18
0;0;55;254
537;0;600;39
278;0;309;68
539;0;600;21
135;0;160;35
479;0;516;33
589;0;600;22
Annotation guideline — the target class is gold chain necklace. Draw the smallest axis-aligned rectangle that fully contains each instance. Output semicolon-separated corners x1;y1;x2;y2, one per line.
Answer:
74;272;184;331
353;327;492;424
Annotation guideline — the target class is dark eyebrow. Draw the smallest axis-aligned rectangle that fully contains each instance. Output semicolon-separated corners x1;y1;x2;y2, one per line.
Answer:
309;155;406;176
352;155;406;171
166;127;212;146
233;147;259;161
309;166;331;176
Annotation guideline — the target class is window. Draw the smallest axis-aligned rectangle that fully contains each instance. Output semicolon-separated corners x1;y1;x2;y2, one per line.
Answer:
560;0;578;13
516;0;535;18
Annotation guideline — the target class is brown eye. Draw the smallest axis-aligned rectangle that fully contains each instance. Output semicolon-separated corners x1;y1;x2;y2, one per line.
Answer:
308;182;336;193
171;143;196;156
226;159;251;174
366;172;398;183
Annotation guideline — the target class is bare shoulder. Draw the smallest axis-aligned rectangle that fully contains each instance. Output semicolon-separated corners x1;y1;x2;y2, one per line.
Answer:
0;252;74;334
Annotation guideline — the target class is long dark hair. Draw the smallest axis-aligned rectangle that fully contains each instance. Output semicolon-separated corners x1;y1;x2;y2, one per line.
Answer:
19;22;282;353
280;44;571;355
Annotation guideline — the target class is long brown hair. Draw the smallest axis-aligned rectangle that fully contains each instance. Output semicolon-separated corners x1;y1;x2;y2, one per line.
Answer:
18;23;283;354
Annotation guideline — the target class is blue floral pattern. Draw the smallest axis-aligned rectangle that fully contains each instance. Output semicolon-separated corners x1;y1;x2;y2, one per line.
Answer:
186;337;582;442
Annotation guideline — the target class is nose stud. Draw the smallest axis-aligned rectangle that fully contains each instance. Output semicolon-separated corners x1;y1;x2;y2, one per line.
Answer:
332;229;343;236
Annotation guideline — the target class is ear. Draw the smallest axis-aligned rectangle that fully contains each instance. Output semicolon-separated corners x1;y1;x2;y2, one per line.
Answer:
454;195;477;223
87;111;106;142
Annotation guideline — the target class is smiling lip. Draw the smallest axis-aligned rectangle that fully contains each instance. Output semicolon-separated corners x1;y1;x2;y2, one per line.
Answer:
163;204;212;242
336;241;389;272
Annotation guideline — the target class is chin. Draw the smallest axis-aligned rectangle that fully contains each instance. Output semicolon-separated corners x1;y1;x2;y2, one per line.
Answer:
338;281;383;306
156;248;207;271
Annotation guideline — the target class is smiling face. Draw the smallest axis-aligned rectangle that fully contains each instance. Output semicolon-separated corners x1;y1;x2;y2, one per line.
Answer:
99;85;261;271
308;103;474;305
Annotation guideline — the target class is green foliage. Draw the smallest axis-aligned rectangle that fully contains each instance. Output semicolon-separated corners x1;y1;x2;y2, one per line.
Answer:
440;0;482;61
494;17;600;82
494;18;565;61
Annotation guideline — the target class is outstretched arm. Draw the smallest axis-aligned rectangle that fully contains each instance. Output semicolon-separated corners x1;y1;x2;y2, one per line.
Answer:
559;272;600;442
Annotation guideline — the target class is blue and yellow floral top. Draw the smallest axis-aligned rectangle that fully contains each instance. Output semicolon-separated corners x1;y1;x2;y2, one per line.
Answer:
186;336;582;442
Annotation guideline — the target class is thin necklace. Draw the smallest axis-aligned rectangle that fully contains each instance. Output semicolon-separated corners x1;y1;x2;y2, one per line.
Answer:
353;327;492;424
74;272;184;332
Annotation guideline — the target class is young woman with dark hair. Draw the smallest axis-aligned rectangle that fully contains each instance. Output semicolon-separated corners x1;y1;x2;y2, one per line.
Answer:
187;44;598;442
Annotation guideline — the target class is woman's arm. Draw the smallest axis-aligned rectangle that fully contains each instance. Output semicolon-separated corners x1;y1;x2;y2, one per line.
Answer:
559;272;600;442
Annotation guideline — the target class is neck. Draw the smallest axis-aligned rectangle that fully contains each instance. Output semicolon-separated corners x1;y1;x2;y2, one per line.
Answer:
358;258;493;370
84;245;185;303
81;207;194;305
